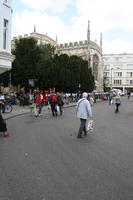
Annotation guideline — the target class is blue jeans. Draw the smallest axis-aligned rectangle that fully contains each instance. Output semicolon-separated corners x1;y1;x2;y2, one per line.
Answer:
38;103;43;114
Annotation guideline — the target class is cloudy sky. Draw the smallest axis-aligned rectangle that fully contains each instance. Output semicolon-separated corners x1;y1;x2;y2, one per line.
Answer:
12;0;133;54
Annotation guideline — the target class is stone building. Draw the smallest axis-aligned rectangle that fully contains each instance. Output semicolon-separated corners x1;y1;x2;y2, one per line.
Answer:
0;0;14;74
56;21;103;92
11;26;57;50
103;53;133;93
11;22;103;92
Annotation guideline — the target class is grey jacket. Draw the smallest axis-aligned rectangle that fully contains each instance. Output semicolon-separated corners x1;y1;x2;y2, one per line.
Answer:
76;98;92;119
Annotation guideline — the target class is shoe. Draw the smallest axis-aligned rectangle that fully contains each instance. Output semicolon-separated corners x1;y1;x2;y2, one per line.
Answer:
3;132;9;137
77;135;84;138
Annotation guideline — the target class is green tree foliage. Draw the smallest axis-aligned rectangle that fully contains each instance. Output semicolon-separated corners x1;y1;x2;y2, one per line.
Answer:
11;37;41;87
0;37;95;92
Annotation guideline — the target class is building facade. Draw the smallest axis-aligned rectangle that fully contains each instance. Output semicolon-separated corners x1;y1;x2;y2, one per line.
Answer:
103;53;133;93
0;0;14;74
11;28;57;50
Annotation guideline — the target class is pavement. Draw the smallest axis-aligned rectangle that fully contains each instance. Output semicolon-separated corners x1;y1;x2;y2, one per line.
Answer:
3;102;77;120
1;96;133;200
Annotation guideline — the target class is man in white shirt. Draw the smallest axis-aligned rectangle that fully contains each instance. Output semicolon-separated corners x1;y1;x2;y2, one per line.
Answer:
76;92;92;138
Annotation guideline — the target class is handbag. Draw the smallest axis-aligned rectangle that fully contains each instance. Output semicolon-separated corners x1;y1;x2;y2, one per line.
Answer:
56;105;60;113
87;119;94;132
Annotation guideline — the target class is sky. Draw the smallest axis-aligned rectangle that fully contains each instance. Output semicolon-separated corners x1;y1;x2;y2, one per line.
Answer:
12;0;133;54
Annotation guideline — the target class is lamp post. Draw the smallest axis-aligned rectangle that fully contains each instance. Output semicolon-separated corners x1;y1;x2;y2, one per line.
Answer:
78;65;81;90
9;73;11;93
110;68;113;90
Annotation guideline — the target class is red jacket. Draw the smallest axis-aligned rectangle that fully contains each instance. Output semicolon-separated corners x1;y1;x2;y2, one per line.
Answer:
36;94;41;106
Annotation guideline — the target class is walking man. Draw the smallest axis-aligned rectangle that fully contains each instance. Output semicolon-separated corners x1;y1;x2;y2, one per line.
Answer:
76;92;92;138
115;93;121;113
49;91;57;116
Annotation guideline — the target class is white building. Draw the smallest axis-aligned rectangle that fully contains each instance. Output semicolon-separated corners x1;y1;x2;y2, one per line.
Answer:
0;0;14;74
103;53;133;93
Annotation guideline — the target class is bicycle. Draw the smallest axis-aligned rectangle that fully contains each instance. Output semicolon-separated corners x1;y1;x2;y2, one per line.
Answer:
0;101;13;113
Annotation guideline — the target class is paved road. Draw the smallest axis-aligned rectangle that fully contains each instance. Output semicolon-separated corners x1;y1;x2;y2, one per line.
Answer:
0;97;133;200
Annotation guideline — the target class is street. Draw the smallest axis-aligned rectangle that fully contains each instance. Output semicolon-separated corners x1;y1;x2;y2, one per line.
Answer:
0;97;133;200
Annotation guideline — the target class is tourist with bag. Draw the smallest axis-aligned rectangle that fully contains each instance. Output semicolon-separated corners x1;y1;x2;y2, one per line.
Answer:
76;92;92;138
49;91;57;116
56;92;64;115
115;93;121;113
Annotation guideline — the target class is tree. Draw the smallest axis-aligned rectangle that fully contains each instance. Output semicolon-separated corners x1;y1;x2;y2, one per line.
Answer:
0;38;95;93
11;37;41;88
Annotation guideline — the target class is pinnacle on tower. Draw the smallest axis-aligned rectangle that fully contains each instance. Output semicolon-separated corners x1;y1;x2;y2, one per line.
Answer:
100;33;103;49
56;35;58;44
87;20;90;42
34;25;36;33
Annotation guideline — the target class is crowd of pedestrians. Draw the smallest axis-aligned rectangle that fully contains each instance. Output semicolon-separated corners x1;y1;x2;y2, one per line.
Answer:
0;87;131;139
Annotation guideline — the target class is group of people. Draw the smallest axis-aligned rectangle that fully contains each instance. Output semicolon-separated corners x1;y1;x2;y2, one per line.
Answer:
33;90;64;117
0;88;123;139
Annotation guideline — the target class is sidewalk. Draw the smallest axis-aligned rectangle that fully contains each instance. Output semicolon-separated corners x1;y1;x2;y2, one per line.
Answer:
3;102;77;120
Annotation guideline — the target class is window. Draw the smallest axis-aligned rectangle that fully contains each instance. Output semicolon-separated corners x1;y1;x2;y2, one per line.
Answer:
104;65;110;70
3;19;8;50
114;80;122;85
118;72;122;77
130;80;133;85
127;72;133;77
115;57;122;61
126;80;133;85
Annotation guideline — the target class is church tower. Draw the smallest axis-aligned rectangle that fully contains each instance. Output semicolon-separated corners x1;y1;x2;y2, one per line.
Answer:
100;33;103;50
87;20;91;67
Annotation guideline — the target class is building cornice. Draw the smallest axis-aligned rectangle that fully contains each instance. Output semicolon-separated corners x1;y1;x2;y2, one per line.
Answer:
0;51;14;61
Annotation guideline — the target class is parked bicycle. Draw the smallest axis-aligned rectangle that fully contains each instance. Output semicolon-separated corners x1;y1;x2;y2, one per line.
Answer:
0;100;13;113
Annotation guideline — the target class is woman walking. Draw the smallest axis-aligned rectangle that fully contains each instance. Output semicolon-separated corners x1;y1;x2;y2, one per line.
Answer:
115;93;121;113
56;92;64;115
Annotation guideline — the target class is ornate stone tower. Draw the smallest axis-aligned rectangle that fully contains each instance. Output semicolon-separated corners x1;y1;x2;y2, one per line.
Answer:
87;20;91;68
56;21;103;91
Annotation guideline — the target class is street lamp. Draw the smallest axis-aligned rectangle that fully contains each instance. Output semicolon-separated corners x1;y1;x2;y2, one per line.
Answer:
78;65;81;90
110;68;113;90
9;73;11;93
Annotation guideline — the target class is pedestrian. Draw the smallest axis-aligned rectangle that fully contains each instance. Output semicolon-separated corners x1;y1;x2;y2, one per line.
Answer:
36;91;43;116
76;92;92;138
89;95;94;106
127;91;130;99
56;92;64;115
49;91;57;116
33;89;38;117
108;93;113;105
115;93;121;113
0;92;5;113
0;112;9;137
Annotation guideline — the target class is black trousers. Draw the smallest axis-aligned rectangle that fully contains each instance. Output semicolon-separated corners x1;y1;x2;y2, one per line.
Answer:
78;118;87;136
51;104;57;116
0;113;7;132
115;103;120;113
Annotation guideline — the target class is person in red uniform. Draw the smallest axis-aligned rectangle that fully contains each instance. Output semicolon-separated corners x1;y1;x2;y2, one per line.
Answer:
36;91;42;116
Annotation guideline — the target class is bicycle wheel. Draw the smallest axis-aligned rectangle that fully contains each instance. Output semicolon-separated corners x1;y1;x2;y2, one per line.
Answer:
5;104;13;113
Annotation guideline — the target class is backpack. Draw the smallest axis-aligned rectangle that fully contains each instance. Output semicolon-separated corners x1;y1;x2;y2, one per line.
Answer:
51;95;57;103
